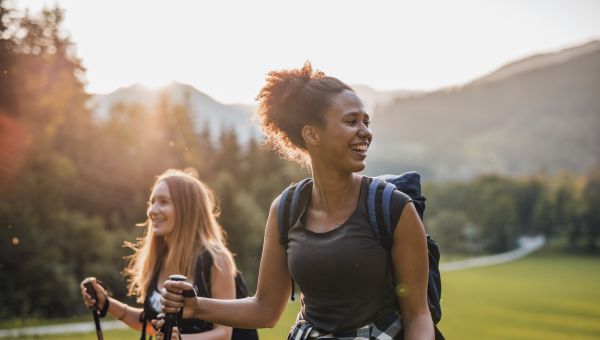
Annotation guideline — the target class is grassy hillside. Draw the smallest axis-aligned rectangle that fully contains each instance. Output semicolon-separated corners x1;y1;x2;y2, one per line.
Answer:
9;251;600;339
369;45;600;179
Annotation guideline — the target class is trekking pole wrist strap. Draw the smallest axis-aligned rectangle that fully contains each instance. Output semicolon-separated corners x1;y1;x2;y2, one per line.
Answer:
97;293;109;318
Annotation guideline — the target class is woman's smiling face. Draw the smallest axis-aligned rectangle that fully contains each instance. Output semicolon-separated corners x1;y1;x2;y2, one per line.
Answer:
147;180;176;237
312;90;372;172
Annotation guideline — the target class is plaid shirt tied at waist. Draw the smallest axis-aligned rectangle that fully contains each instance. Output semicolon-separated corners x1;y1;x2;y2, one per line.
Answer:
287;312;403;340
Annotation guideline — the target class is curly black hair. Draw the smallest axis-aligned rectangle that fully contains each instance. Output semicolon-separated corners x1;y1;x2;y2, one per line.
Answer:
256;62;353;166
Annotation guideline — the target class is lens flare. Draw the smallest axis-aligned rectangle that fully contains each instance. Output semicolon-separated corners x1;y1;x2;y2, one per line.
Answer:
395;283;409;298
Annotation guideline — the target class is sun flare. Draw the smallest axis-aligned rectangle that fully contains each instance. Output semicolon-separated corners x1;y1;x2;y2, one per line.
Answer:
137;77;173;90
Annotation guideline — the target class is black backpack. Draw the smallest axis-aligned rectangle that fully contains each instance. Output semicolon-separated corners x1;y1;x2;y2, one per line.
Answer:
195;252;259;340
277;172;444;339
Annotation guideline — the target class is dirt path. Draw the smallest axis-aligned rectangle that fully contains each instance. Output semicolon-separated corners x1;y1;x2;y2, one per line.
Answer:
440;235;546;272
0;320;126;338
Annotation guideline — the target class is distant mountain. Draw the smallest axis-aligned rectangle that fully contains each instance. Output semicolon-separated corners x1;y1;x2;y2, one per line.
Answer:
368;40;600;179
229;103;259;118
350;85;422;115
87;82;260;142
224;85;420;119
87;41;600;180
472;40;600;86
87;82;418;142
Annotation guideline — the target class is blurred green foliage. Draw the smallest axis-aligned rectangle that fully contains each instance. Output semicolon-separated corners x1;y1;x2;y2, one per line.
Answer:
426;171;600;255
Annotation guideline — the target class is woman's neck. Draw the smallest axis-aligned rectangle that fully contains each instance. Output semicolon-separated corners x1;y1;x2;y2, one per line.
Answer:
158;238;172;270
159;244;175;276
310;166;361;212
162;234;173;248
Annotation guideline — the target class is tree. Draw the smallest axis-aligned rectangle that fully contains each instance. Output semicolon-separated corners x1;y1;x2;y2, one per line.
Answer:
427;210;469;253
513;177;544;235
582;168;600;252
0;150;126;317
0;0;17;115
214;127;241;178
0;3;128;317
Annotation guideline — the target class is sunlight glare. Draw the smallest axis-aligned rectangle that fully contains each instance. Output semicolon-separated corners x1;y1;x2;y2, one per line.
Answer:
137;77;172;91
13;0;600;103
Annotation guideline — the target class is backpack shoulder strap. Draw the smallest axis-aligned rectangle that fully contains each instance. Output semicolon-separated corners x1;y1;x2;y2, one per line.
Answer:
277;178;312;248
367;177;398;249
277;178;311;302
194;251;213;298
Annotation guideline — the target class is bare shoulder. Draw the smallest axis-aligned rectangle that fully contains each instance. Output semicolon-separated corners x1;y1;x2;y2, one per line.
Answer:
270;193;282;212
398;201;420;224
264;193;283;231
211;251;234;276
395;201;426;240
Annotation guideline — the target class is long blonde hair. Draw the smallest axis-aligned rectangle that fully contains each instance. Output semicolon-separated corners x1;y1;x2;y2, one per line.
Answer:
123;169;237;303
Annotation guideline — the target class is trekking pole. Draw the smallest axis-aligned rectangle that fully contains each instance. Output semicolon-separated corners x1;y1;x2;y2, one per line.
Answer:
162;275;191;340
83;281;104;340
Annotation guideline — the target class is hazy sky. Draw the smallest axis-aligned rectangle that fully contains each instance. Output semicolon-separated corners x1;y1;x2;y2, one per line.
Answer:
14;0;600;104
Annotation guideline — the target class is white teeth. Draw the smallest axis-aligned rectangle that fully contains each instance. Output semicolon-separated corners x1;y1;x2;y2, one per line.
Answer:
351;145;368;152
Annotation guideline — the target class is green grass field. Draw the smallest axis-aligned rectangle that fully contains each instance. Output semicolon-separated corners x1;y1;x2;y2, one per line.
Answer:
6;250;600;339
439;250;600;340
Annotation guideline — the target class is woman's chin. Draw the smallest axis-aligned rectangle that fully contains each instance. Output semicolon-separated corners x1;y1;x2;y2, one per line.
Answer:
152;227;169;237
349;160;366;173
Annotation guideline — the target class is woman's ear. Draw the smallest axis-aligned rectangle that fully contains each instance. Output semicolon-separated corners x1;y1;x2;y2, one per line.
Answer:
301;125;320;147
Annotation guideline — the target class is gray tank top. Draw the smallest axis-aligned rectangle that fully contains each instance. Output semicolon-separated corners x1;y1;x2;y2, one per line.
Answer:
287;176;412;333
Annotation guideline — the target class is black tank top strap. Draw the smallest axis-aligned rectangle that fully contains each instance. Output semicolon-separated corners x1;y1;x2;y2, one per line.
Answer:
194;251;213;298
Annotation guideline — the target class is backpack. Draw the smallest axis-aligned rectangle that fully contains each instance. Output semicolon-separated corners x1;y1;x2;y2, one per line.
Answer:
277;172;444;339
195;252;260;340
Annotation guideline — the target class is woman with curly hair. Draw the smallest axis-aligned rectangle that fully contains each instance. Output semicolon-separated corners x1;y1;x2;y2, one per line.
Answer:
80;169;237;340
160;63;434;339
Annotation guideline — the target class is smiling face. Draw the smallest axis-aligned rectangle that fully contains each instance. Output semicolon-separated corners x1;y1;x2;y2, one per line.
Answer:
309;89;372;172
147;180;176;238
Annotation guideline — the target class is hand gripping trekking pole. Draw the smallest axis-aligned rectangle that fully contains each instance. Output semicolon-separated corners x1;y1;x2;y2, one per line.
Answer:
83;281;104;340
162;275;197;340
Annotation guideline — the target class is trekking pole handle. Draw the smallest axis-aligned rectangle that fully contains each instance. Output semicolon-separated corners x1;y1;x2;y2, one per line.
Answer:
84;281;99;307
162;275;188;340
83;280;104;340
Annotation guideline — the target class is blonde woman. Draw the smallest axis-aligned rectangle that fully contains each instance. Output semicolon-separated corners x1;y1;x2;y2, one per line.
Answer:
80;169;237;339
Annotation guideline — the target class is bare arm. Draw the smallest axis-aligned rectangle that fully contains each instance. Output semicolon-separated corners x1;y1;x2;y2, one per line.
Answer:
161;197;292;329
80;278;155;335
391;202;434;340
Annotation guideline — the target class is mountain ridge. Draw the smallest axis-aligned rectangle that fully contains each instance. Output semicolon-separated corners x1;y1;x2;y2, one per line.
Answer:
369;43;600;179
87;81;260;141
87;40;600;179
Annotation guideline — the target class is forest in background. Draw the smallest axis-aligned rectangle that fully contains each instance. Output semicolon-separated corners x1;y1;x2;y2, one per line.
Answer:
0;2;598;319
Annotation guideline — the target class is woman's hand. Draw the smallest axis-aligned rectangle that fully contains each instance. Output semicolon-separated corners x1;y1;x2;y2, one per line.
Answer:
152;319;180;340
80;277;107;310
160;280;198;315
